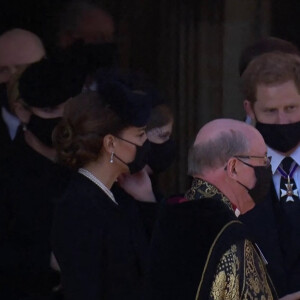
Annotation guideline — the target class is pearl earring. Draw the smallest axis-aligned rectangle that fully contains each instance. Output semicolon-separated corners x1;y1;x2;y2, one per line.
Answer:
110;152;114;163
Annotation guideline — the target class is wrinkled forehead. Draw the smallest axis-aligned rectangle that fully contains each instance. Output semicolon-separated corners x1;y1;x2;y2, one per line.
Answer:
77;9;115;37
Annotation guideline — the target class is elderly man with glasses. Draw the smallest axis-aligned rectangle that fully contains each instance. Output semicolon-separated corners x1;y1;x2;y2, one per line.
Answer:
144;118;300;300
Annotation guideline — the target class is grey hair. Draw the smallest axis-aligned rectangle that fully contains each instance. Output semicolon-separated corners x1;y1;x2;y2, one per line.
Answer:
188;129;249;176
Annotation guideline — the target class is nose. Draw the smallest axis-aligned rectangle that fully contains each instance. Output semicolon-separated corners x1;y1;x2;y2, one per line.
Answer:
277;111;290;124
141;135;148;145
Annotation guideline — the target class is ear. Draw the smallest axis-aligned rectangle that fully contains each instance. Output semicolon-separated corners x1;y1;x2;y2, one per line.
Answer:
14;100;31;123
102;134;116;154
225;157;238;180
244;100;256;120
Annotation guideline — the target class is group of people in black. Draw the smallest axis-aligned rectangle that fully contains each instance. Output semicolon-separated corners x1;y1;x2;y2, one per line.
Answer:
0;2;176;299
0;1;300;300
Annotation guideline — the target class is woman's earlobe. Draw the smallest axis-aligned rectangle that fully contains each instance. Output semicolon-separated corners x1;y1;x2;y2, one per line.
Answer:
103;134;116;153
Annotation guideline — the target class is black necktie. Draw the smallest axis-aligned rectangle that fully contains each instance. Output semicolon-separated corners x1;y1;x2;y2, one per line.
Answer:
279;157;300;232
279;157;299;203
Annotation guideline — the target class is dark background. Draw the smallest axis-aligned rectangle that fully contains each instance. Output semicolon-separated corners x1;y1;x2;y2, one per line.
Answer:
0;0;298;194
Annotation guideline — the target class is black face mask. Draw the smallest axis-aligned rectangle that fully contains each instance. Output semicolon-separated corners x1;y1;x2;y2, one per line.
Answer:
148;138;176;173
115;138;150;174
236;158;272;204
83;42;118;73
26;114;61;147
256;121;300;153
63;40;118;75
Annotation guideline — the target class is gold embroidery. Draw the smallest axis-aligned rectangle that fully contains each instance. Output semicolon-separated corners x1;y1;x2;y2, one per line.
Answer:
195;221;242;300
185;178;234;212
210;245;240;300
209;241;275;300
242;240;274;300
187;178;276;299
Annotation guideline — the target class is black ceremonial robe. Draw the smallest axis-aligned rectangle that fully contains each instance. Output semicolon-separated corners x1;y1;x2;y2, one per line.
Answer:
144;178;278;300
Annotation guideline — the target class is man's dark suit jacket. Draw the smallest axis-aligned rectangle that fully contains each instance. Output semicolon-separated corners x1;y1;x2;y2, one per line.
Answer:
240;183;300;296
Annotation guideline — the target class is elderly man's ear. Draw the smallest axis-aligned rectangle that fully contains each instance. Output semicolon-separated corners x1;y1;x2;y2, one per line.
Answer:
225;158;239;179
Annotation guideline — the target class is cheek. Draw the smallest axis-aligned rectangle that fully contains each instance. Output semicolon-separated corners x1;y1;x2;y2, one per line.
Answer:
129;134;147;147
117;143;136;162
247;171;257;189
0;72;11;83
253;103;276;124
238;168;256;188
289;109;300;123
147;130;162;144
126;146;137;162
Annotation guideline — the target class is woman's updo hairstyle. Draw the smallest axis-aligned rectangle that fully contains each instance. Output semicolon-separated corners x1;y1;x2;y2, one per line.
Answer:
53;91;125;169
53;75;152;169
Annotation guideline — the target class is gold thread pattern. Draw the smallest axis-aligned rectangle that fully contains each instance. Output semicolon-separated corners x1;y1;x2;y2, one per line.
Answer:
242;240;274;299
210;245;240;299
185;178;234;212
209;240;274;300
185;178;276;299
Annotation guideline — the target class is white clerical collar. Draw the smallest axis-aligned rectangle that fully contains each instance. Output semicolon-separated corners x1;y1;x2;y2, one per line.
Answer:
268;145;300;174
78;168;118;205
234;208;241;217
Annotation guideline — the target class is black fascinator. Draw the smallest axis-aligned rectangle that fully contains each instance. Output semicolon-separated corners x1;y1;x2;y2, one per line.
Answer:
97;70;153;127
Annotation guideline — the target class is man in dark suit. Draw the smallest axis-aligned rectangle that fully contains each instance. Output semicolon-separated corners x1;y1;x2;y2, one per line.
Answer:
240;51;300;296
0;28;45;160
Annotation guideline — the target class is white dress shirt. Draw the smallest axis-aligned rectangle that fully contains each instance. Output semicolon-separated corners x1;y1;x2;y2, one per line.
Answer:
268;146;300;200
1;106;20;139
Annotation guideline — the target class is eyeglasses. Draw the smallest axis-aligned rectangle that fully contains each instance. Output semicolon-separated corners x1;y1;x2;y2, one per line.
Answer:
234;155;272;168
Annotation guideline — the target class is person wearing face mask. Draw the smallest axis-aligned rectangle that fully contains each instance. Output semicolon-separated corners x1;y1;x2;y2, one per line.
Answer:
144;119;281;299
89;71;164;243
0;58;86;299
0;28;45;162
240;52;300;297
116;102;175;194
52;1;118;92
52;80;153;300
114;103;175;240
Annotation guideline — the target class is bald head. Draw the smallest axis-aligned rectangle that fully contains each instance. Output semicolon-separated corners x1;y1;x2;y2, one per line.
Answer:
0;29;45;83
189;119;265;176
194;119;260;146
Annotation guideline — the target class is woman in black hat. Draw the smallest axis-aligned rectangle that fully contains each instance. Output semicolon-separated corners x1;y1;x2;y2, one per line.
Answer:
52;80;153;300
